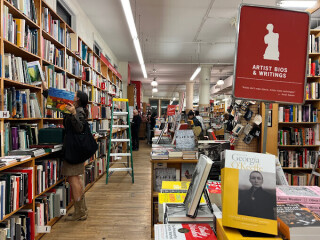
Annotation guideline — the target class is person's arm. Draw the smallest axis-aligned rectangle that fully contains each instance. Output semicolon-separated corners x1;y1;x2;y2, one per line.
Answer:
66;104;86;133
41;80;49;98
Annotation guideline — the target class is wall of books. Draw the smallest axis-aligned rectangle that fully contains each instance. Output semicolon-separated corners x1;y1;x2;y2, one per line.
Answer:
0;0;124;239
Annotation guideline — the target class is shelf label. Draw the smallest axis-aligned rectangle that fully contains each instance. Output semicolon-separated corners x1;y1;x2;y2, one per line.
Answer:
60;209;67;215
0;111;9;118
233;4;309;104
37;226;51;233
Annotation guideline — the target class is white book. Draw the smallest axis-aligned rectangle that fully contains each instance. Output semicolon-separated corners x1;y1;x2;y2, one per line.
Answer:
279;106;284;122
298;105;302;122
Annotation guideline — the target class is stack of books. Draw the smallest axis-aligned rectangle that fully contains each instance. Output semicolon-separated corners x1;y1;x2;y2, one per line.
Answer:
182;149;198;159
9;148;46;157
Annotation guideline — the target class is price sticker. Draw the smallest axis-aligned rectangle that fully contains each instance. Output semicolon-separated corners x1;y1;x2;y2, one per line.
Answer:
60;209;66;215
37;226;51;233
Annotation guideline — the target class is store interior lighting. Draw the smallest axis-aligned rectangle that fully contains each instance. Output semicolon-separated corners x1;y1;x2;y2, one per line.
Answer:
121;0;147;78
190;67;201;81
152;88;158;93
217;79;224;86
151;78;158;87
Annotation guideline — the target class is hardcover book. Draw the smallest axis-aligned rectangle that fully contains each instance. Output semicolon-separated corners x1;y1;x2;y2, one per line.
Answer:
277;203;320;240
276;186;320;204
216;218;282;240
46;88;75;114
155;224;217;240
181;163;197;181
222;150;277;235
26;61;44;85
161;181;190;193
184;155;213;217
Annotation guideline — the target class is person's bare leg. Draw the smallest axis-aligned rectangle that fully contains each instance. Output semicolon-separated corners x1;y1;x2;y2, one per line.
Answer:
68;175;82;201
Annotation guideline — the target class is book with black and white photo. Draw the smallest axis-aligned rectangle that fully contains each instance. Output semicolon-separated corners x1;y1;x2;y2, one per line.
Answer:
184;155;213;217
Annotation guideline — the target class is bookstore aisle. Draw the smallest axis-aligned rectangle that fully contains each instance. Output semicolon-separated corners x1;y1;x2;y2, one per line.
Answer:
42;142;151;240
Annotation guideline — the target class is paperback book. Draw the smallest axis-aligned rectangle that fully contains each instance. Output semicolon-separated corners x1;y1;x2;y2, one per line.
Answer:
46;88;75;114
27;61;44;85
222;150;277;235
277;203;320;240
155;224;217;240
276;186;320;204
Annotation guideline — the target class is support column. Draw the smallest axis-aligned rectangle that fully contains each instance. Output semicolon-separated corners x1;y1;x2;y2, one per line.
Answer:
199;65;212;108
186;82;194;113
178;91;185;112
118;62;129;98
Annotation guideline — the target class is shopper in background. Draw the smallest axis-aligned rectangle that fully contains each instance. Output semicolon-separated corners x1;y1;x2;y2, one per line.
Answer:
187;110;203;138
195;110;205;130
150;113;157;144
132;109;142;150
41;81;88;221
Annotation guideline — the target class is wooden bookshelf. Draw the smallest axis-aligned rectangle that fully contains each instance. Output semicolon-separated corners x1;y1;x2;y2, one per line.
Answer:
0;0;124;238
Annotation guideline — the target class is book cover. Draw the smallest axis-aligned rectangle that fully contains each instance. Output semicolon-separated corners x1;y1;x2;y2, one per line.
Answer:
181;163;197;181
155;224;217;240
161;181;190;193
46;88;75;114
222;150;277;235
198;140;230;162
26;61;44;85
154;168;177;192
276;186;320;204
277;203;320;240
207;180;221;194
184;155;213;217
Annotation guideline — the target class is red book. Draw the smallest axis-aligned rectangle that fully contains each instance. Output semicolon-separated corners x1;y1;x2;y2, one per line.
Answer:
311;62;316;76
285;109;290;122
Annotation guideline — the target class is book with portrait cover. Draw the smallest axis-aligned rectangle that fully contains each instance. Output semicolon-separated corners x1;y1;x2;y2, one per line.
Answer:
277;203;320;240
46;88;75;114
154;224;217;240
221;150;277;235
276;186;320;204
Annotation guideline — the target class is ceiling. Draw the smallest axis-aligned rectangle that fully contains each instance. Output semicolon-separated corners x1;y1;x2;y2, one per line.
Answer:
75;0;312;99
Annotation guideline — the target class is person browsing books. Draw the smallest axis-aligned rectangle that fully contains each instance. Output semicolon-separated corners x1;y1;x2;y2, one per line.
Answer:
187;110;202;138
42;81;89;221
132;109;142;150
238;171;276;220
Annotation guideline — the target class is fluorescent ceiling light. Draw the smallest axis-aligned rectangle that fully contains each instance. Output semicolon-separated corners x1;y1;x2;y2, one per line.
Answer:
217;79;224;86
279;1;316;8
190;67;201;81
173;97;176;101
152;88;158;93
121;0;147;78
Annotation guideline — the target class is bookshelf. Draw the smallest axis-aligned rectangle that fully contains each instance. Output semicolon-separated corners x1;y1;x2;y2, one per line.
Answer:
0;0;125;238
262;29;320;186
150;157;198;238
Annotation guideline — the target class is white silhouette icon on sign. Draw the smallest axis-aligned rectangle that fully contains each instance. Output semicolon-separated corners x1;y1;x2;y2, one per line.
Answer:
263;23;279;61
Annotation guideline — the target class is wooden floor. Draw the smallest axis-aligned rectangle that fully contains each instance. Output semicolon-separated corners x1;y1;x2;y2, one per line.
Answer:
42;141;152;240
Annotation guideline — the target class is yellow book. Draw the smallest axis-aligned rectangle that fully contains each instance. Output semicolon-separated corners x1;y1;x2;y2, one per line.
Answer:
217;219;282;240
13;18;25;48
161;181;190;193
222;150;278;235
158;192;206;223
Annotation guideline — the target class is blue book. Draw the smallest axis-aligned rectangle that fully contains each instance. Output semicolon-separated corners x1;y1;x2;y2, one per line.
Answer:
289;105;293;122
46;88;75;114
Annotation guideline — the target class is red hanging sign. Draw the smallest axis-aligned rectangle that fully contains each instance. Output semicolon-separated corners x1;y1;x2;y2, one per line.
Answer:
167;105;176;116
233;4;310;104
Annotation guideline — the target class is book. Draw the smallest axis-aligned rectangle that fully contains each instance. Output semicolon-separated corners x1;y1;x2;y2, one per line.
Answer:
164;203;213;224
184;155;213;217
198;140;230;162
46;88;75;114
26;61;44;85
151;150;169;160
154;224;217;240
222;150;277;235
181;163;197;181
154;168;177;192
161;181;190;193
216;218;282;240
276;186;320;204
9;148;45;157
277;203;320;240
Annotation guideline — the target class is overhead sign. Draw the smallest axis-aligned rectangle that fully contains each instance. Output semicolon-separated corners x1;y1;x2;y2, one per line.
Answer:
233;4;310;104
100;54;122;80
167;105;176;116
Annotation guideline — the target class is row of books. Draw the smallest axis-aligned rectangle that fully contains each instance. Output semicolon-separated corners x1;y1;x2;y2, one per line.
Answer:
278;149;319;168
42;37;64;68
35;183;72;234
285;172;319;186
3;87;42;118
3;7;38;55
6;0;38;23
42;7;65;44
35;159;61;195
3;123;39;154
0;168;33;219
90;55;101;72
66;55;82;77
4;55;42;85
306;82;320;100
66;31;78;52
308;58;320;76
278;127;315;145
310;34;320;53
278;104;318;123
